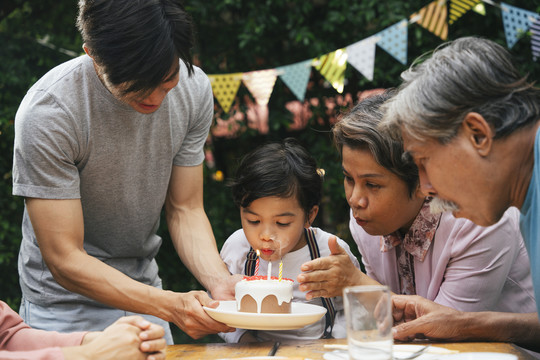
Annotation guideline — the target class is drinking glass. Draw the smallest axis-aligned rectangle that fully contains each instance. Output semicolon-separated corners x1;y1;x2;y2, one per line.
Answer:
343;285;393;360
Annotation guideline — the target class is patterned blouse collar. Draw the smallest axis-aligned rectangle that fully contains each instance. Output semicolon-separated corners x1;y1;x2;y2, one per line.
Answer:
380;199;442;262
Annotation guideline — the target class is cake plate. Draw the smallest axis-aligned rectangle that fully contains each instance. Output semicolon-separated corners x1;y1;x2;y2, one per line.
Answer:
203;301;327;330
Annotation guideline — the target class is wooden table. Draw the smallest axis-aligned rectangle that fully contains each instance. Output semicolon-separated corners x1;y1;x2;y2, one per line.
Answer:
166;338;535;359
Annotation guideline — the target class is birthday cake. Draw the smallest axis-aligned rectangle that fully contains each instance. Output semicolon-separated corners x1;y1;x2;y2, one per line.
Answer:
235;276;294;314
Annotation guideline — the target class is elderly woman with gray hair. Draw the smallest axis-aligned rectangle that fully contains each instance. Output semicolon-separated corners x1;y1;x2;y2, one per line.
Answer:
297;90;537;353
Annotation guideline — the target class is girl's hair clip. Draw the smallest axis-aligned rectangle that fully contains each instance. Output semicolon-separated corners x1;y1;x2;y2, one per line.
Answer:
316;168;325;178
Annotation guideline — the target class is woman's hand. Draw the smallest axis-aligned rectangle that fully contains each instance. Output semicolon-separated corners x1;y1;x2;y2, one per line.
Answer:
297;236;369;299
65;316;166;360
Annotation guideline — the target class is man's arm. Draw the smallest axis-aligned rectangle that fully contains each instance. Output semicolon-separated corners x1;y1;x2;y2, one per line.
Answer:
392;295;540;351
26;197;233;339
165;164;241;300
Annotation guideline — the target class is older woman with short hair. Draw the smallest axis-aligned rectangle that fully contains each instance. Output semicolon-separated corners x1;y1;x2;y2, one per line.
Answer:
297;90;536;329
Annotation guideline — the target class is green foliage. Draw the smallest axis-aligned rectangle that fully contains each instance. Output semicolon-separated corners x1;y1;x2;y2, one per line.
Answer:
1;0;540;345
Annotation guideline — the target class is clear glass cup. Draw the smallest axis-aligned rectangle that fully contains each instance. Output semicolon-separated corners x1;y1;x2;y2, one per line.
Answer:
343;285;393;360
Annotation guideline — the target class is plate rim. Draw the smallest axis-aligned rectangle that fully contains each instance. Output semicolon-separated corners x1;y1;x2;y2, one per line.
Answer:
442;352;518;360
203;300;327;330
204;300;327;317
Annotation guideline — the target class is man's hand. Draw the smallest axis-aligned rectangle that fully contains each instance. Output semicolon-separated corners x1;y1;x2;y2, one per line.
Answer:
208;273;244;300
167;290;235;339
297;236;363;299
391;295;464;342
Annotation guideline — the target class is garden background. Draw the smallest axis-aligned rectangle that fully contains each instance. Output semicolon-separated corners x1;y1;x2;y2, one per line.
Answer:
1;0;540;344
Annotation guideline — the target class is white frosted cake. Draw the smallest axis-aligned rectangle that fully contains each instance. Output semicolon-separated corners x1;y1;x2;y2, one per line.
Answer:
235;276;294;314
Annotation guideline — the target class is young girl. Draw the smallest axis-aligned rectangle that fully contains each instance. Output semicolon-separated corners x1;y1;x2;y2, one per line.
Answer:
219;138;360;343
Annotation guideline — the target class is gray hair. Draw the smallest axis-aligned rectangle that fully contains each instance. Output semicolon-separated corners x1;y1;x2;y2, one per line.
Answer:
333;90;419;197
382;36;540;143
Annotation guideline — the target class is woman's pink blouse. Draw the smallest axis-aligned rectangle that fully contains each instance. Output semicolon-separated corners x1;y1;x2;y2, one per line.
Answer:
350;207;536;313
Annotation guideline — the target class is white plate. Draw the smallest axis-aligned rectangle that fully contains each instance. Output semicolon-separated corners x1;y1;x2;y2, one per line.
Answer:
323;345;459;360
442;353;517;360
394;344;457;357
203;300;327;330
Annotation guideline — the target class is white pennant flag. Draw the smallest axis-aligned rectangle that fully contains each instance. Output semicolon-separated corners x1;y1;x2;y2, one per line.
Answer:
346;36;377;81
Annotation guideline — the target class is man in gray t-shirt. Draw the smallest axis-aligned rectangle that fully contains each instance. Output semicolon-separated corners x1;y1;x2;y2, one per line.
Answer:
12;0;237;343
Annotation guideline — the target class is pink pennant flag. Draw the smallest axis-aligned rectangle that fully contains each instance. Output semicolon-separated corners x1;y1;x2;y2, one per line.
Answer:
242;69;278;106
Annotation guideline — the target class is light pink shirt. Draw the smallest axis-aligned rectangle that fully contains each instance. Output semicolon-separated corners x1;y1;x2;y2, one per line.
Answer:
350;207;536;313
0;301;85;360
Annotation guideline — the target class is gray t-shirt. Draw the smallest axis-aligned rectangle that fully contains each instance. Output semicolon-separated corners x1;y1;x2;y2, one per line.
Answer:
12;55;213;308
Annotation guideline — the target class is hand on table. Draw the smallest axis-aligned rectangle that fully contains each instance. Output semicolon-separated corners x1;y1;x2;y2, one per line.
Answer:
391;295;465;342
297;236;363;299
169;290;235;339
71;316;166;360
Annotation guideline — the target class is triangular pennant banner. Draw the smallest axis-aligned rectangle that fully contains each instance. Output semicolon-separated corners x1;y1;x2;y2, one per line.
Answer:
276;60;313;102
449;0;481;25
346;36;376;81
531;18;540;61
376;19;408;65
472;2;486;16
501;2;539;49
411;0;448;40
208;73;243;113
313;49;348;93
242;69;278;106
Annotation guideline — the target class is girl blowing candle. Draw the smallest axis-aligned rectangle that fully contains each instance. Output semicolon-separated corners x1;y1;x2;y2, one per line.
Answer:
219;138;360;343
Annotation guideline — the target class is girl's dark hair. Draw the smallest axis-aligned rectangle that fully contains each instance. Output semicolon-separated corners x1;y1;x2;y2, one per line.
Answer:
333;90;419;197
229;138;322;214
77;0;194;95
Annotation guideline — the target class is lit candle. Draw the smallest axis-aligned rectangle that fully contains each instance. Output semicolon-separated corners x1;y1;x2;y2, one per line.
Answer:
278;260;283;281
255;249;260;276
267;261;272;280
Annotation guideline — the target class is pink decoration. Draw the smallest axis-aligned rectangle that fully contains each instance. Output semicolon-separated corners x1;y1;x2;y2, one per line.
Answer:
255;249;260;275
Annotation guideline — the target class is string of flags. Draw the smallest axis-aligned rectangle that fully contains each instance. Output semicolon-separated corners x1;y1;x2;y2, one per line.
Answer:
207;1;539;118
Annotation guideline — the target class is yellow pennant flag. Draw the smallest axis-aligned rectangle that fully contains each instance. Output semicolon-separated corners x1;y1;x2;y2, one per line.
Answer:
411;0;448;40
208;73;243;113
449;0;481;24
242;69;278;106
313;48;348;93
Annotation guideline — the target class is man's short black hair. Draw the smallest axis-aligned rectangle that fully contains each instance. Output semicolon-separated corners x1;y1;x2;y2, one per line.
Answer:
77;0;195;95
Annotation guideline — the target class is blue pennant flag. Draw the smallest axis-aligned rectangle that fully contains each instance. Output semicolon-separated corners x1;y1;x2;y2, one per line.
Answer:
375;19;408;65
501;2;539;49
276;60;313;102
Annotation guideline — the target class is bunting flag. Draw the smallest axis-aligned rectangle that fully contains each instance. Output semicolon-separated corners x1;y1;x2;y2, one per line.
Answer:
448;0;481;25
501;2;539;49
375;19;408;65
313;48;348;93
208;73;243;113
276;60;313;102
531;17;540;61
206;0;540;123
242;69;278;105
411;0;448;40
346;36;377;81
472;2;486;16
